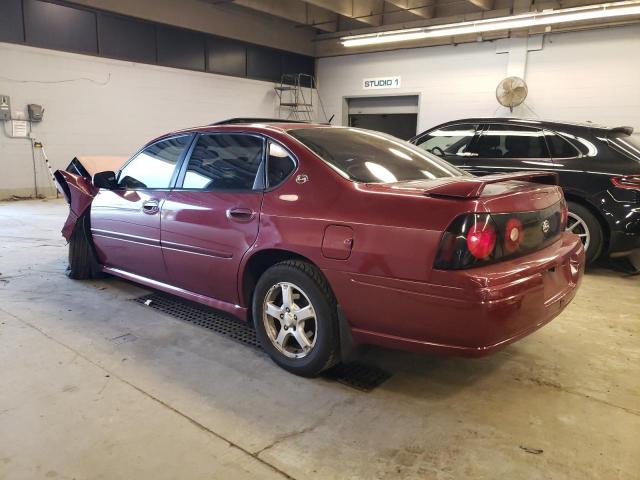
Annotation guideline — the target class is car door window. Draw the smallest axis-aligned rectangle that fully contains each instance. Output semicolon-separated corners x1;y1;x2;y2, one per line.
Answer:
118;136;190;189
267;142;296;188
416;124;477;158
544;130;581;159
471;124;549;159
182;134;264;190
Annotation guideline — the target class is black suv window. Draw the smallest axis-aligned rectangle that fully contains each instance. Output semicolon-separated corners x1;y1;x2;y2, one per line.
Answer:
119;136;190;189
470;124;549;159
416;124;477;157
182;134;264;190
267;142;296;188
545;130;580;159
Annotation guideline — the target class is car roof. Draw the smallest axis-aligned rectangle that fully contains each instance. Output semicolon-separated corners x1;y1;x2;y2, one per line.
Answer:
432;117;633;135
148;121;333;146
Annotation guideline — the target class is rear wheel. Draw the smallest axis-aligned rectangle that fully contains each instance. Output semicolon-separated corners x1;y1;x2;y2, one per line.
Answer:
253;260;339;377
566;201;603;265
67;215;102;279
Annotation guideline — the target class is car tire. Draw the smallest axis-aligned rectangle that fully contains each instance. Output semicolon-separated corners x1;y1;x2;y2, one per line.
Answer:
66;215;102;280
253;260;339;377
567;201;603;265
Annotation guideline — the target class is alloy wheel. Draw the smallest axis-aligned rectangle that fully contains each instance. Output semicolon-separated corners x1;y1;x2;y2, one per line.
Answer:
262;282;317;359
567;212;591;251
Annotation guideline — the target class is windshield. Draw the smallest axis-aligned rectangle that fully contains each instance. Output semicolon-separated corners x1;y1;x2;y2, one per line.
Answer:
288;127;465;183
609;133;640;163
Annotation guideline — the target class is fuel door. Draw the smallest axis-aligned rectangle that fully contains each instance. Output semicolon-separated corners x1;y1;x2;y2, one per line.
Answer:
322;225;354;260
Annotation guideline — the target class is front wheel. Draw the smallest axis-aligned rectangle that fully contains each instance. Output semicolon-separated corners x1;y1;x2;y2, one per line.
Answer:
566;201;603;265
253;260;339;377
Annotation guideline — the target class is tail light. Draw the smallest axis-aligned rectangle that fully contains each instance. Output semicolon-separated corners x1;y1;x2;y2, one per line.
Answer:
434;202;564;270
559;199;568;230
503;218;524;254
466;221;496;259
611;175;640;190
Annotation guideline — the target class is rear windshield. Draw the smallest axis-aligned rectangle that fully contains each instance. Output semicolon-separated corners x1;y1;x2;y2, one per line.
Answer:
288;127;464;183
609;133;640;163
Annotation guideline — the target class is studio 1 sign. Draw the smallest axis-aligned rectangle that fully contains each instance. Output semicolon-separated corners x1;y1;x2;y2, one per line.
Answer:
362;76;401;90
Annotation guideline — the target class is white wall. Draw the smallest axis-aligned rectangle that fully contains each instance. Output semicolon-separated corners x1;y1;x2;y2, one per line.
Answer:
316;24;640;134
0;42;279;199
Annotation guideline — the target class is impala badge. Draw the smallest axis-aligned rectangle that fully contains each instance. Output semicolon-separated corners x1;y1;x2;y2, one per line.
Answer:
541;219;551;234
296;174;309;184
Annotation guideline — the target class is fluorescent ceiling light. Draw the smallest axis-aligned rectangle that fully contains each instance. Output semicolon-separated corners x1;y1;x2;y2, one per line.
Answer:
341;1;640;47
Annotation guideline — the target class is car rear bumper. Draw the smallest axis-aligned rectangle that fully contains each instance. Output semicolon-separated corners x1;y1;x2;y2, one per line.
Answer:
325;232;585;356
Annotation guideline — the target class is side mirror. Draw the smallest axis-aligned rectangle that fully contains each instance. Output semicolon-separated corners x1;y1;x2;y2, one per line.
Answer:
93;171;118;189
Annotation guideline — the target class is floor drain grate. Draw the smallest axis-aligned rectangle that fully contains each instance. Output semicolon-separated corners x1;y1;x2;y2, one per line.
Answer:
134;292;392;391
324;362;392;392
134;293;262;349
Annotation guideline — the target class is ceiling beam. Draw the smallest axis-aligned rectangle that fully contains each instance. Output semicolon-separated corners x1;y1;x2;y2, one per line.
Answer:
302;0;386;26
384;0;434;18
466;0;495;10
216;0;338;31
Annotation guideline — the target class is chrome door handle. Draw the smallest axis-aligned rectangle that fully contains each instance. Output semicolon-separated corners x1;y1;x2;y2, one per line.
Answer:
226;207;256;222
142;200;160;215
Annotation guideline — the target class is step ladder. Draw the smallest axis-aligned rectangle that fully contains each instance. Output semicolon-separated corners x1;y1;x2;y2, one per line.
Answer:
274;73;328;122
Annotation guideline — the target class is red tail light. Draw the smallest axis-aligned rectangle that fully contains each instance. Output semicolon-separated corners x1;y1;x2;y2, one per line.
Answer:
434;202;564;270
467;222;496;259
611;175;640;190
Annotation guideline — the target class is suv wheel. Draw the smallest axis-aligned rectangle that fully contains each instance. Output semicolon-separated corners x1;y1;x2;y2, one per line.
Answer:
253;260;339;377
567;201;603;265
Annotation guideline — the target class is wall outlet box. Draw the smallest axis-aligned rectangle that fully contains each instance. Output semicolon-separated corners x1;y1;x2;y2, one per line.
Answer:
28;104;44;122
0;95;10;121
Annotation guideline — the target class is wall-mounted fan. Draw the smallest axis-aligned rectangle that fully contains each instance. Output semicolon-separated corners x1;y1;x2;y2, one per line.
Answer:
496;76;528;112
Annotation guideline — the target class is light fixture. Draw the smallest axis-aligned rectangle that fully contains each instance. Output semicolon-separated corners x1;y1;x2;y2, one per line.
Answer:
341;1;640;47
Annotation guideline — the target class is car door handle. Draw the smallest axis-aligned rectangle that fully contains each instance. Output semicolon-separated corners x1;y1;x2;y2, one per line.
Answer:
142;200;160;215
226;207;256;222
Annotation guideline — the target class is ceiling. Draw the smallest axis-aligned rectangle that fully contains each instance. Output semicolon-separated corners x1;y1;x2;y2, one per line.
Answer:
205;0;611;32
203;0;640;55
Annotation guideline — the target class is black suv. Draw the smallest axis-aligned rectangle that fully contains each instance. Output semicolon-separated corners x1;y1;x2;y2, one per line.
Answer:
411;118;640;264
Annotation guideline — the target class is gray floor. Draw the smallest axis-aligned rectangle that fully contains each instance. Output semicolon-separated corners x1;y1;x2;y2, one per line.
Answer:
0;199;638;480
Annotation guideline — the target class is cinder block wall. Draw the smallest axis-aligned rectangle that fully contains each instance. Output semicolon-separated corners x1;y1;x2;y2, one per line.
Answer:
316;24;640;135
0;43;278;199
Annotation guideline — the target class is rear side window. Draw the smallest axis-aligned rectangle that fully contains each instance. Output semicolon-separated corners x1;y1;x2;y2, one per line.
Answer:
119;135;190;189
471;124;549;159
545;130;580;159
267;142;296;188
416;124;477;157
182;134;264;190
289;127;463;183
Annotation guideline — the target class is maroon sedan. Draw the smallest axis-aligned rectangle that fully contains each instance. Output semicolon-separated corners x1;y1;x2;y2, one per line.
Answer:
55;120;585;376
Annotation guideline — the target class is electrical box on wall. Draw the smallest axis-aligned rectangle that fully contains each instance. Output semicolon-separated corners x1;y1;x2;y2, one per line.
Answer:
28;104;44;122
0;95;10;121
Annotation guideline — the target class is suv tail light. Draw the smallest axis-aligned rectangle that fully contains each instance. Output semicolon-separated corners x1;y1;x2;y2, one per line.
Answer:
611;175;640;190
435;202;564;270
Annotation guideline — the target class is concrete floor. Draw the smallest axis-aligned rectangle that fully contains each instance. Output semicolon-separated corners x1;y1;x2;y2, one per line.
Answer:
0;199;638;480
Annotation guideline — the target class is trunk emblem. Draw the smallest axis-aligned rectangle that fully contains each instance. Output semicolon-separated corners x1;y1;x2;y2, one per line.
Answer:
541;219;551;234
296;174;309;184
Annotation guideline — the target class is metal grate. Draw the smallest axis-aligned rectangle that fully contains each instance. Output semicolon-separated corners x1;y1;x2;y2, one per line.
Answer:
133;292;391;391
324;362;392;392
134;293;261;349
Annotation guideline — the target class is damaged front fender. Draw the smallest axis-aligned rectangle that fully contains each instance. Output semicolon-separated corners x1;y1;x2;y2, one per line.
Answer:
54;169;98;241
54;156;126;241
